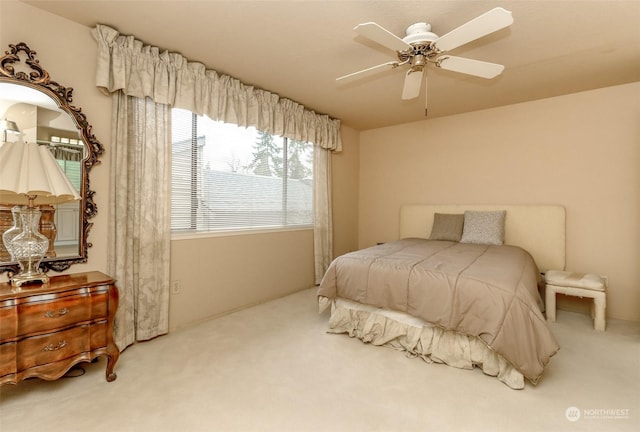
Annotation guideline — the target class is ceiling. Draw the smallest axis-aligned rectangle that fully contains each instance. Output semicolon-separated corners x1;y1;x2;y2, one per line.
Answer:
23;1;640;130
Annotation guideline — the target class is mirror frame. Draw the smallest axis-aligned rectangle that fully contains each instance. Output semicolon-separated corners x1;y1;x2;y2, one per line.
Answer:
0;42;104;274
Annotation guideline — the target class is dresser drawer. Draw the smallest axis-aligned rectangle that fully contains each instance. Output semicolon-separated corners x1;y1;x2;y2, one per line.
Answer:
0;339;15;378
22;321;107;371
14;288;109;339
0;321;108;379
0;303;17;341
18;325;91;371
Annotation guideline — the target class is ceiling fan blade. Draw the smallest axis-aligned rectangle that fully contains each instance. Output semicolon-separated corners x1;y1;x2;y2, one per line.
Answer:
355;22;412;52
401;68;424;100
336;61;399;83
432;7;513;52
436;56;505;79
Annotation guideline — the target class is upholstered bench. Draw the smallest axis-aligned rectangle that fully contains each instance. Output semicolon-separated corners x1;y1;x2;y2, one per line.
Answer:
545;270;607;331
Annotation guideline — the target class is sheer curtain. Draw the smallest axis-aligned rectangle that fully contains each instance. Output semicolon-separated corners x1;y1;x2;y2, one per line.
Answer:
314;147;333;284
92;25;341;347
108;93;171;350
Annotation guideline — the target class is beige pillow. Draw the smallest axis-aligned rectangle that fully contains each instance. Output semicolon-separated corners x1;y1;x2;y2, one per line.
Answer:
429;213;464;242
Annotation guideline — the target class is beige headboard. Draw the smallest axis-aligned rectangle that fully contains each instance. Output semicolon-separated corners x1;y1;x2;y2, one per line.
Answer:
399;204;566;272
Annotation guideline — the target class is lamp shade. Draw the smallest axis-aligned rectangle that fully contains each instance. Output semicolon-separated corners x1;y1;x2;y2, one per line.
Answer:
0;141;81;205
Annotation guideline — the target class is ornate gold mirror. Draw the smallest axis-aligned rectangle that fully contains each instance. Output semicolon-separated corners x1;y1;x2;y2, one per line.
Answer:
0;42;103;274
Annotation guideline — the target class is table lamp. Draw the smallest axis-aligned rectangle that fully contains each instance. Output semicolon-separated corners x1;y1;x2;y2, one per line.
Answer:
0;138;81;287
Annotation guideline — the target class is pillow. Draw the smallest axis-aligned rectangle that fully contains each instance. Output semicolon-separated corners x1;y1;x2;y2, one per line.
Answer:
460;210;506;245
429;213;464;242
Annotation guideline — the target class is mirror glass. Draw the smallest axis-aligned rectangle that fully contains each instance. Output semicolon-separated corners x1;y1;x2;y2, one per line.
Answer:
0;43;103;274
0;83;85;261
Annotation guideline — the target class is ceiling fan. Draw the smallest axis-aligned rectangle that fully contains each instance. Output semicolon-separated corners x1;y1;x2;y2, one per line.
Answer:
336;7;514;114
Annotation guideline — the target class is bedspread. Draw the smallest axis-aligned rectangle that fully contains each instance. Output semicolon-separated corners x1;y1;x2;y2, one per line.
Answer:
317;238;559;383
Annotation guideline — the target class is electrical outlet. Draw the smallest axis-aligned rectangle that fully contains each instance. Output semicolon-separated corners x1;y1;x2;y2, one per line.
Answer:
171;280;181;295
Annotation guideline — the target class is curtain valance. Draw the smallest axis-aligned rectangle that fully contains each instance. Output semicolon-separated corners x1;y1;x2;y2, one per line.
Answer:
91;24;342;151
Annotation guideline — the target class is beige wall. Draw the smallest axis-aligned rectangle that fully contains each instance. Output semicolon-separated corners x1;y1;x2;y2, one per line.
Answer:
331;125;360;258
358;83;640;322
0;2;361;330
169;229;314;328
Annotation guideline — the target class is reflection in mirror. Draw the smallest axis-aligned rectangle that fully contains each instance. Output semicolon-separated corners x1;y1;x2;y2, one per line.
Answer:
0;42;103;274
0;85;85;260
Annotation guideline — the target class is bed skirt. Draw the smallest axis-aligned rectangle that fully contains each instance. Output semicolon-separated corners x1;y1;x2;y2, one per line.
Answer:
319;296;525;390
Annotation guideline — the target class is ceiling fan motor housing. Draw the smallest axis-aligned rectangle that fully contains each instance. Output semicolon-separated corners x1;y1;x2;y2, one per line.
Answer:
402;22;439;44
399;22;440;69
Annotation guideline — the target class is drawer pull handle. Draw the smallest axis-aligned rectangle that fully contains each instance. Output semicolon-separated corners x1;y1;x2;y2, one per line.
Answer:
44;308;69;318
42;340;67;352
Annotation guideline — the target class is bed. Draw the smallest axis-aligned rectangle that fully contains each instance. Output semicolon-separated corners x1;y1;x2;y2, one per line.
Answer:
317;204;565;389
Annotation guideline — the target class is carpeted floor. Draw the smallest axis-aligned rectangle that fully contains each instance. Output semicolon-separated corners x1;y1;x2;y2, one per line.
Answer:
1;287;638;432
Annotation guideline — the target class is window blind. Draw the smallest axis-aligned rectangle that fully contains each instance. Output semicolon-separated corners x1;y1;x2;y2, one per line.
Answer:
171;109;314;233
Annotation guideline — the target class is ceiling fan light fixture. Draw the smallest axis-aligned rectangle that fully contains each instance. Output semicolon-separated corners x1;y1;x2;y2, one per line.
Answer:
411;54;427;69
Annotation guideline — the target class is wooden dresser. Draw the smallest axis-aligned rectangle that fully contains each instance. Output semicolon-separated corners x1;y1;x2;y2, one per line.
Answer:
0;271;119;385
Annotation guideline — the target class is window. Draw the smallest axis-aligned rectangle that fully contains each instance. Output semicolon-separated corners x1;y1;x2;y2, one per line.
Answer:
46;140;82;191
56;159;81;191
171;109;314;233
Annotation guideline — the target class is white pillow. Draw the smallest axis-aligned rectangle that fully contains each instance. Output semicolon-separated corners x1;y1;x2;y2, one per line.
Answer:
460;210;506;245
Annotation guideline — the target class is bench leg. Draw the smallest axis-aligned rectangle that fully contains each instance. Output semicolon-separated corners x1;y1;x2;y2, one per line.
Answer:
593;294;606;331
545;285;557;322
